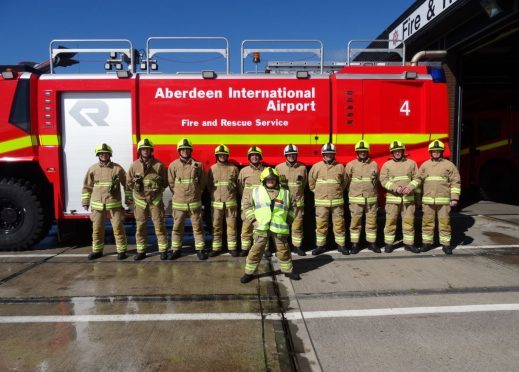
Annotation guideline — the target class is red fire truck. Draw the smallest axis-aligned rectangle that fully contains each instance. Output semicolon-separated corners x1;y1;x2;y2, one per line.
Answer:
0;38;449;250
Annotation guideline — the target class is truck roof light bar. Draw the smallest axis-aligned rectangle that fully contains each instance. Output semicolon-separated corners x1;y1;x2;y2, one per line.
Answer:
202;70;217;79
116;70;132;78
296;71;310;79
1;71;16;80
241;39;324;75
146;37;230;74
49;39;135;74
347;39;406;66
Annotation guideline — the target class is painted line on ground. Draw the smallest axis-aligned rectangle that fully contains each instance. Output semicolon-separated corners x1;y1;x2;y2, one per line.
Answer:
0;303;518;323
0;244;518;259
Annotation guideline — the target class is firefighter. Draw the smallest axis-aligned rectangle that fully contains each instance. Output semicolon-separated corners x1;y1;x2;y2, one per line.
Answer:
418;140;461;255
345;140;380;254
207;144;239;257
380;141;421;253
168;138;207;260
81;143;129;260
308;143;348;255
240;167;301;283
238;146;264;256
127;138;169;260
275;144;308;256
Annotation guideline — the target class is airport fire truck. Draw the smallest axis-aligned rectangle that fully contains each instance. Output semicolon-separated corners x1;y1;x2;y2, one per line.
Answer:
0;38;449;250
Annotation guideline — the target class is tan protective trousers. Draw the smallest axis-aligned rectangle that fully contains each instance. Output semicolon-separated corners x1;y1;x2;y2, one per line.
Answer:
241;212;254;252
134;201;168;253
349;203;377;243
315;206;346;247
422;204;451;246
384;203;416;245
172;207;205;251
245;231;293;275
91;208;127;252
290;206;304;248
211;206;237;251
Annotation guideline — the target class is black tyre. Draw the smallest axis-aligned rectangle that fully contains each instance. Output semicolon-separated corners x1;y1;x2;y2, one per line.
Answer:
0;178;50;250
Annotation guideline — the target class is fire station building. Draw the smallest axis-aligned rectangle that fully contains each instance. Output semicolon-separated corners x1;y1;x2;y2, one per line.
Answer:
369;0;519;203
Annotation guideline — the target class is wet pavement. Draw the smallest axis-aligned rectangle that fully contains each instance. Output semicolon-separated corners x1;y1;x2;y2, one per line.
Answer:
1;201;519;371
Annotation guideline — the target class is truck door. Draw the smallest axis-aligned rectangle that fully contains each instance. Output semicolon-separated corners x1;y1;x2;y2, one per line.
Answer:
61;92;133;215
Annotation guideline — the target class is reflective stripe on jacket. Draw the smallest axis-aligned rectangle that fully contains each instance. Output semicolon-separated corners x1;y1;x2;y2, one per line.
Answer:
127;157;167;206
252;186;291;235
308;160;347;207
380;157;420;204
82;161;127;210
275;161;308;207
207;162;239;209
418;158;461;205
345;158;379;204
168;157;206;210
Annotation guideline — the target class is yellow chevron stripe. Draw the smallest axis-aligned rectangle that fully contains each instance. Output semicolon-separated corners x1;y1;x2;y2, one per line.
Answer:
335;133;448;145
0;135;36;155
39;134;61;146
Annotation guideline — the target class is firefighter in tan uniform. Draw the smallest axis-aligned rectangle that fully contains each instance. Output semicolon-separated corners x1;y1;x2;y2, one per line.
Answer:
345;140;380;254
168;138;207;260
275;144;307;256
418;140;461;255
240;168;301;283
82;144;129;260
238;146;264;256
380;141;421;253
127;138;169;261
308;143;348;255
207;144;239;257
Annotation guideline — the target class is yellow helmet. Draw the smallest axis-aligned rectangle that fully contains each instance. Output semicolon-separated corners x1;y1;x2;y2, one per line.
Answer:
95;143;112;156
389;140;405;153
247;145;263;159
260;167;279;183
214;144;230;156
137;138;154;152
177;138;193;151
354;140;370;152
428;140;445;152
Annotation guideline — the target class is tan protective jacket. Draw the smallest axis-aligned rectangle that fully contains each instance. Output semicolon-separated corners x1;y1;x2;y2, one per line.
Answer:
275;161;308;207
308;160;347;207
345;158;379;204
238;164;264;207
380;157;420;204
207;162;239;208
127;157;167;208
168;157;206;210
82;161;127;211
418;158;461;205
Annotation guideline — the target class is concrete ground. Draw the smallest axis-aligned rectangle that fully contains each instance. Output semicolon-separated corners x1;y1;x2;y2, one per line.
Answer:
0;201;518;371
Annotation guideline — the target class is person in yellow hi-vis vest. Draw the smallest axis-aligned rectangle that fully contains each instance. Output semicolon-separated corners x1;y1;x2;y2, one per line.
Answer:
127;138;169;261
276;144;308;256
345;140;380;254
237;146;264;256
207;144;239;257
168;138;207;260
379;141;421;254
240;167;301;283
308;143;348;255
82;143;129;260
418;140;461;255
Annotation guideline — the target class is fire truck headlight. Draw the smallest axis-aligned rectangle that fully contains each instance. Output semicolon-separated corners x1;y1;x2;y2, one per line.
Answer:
140;61;147;70
115;63;123;71
151;61;158;71
296;71;310;79
202;70;217;79
116;70;132;79
404;71;418;80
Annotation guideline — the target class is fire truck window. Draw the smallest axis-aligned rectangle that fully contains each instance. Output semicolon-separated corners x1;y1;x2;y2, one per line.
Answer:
8;79;31;133
477;118;501;143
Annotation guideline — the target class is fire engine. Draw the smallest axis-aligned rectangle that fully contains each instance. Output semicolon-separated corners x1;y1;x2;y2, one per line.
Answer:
0;37;449;250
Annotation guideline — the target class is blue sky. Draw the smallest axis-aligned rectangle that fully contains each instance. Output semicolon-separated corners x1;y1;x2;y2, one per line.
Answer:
1;0;414;72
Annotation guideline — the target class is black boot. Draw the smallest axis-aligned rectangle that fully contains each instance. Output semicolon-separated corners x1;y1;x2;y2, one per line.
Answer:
292;247;307;256
197;250;208;260
239;250;249;257
159;251;169;261
368;243;381;253
338;246;350;255
240;274;254;284
117;252;127;260
167;250;181;260
311;246;326;256
421;244;434;252
88;252;103;260
285;272;301;280
404;245;421;254
134;252;146;261
229;250;239;257
384;244;394;253
442;245;453;255
350;243;360;254
208;250;220;257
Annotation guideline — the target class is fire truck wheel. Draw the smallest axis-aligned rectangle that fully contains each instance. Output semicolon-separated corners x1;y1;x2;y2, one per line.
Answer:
0;178;48;251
